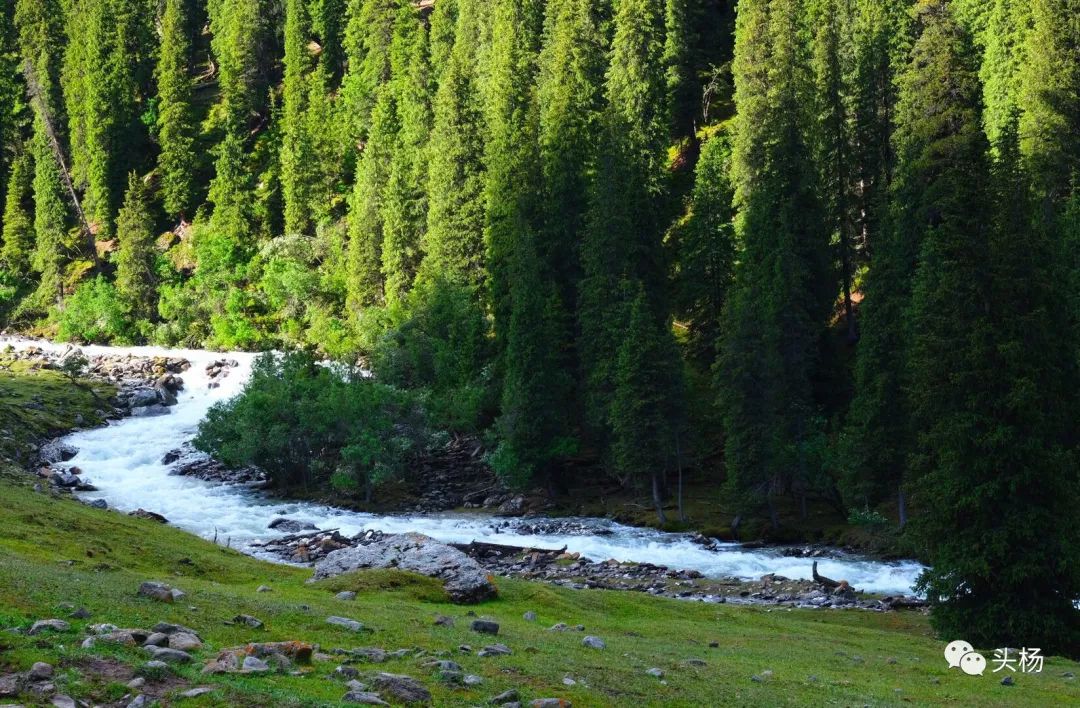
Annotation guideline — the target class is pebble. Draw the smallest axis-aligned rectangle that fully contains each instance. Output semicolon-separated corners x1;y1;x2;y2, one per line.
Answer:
336;591;358;601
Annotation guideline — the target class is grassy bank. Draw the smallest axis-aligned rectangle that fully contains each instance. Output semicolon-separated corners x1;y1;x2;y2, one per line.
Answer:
0;363;1077;706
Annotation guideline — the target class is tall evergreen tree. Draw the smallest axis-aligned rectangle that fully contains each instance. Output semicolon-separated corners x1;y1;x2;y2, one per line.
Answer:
281;0;315;235
717;0;832;526
980;0;1031;156
1;149;34;273
114;172;156;321
380;6;432;304
903;0;1080;653
420;0;487;287
341;0;397;146
155;0;197;219
26;115;68;312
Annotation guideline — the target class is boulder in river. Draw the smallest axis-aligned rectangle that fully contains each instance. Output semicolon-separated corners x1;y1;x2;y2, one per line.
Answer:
311;533;498;604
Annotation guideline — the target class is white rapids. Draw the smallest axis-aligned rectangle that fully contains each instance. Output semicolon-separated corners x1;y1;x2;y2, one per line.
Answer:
5;338;924;595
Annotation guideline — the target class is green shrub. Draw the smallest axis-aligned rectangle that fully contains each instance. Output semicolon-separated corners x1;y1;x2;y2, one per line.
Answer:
194;351;426;498
55;276;130;343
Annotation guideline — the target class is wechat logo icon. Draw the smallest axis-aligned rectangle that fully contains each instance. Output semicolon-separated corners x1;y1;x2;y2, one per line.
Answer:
944;640;985;676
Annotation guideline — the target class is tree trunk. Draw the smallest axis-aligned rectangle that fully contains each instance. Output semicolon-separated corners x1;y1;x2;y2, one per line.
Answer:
651;473;667;525
897;487;907;528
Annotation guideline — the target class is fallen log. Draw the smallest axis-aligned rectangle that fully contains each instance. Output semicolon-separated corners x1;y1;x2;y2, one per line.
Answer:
812;561;840;589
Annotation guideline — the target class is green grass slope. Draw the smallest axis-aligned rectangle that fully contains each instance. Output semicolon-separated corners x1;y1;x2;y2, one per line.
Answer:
0;367;1077;706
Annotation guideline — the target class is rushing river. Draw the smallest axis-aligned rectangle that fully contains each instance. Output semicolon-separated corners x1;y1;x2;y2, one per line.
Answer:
7;338;924;595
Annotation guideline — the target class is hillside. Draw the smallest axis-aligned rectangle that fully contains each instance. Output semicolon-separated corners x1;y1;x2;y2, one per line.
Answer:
1;357;1078;706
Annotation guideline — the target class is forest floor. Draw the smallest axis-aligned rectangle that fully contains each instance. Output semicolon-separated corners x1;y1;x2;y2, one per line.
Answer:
1;360;1078;706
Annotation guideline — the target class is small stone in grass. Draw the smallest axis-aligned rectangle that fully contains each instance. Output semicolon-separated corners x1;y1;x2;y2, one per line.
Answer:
581;636;605;650
1001;676;1015;686
28;662;54;681
523;611;537;622
646;668;663;679
336;591;357;601
471;620;500;635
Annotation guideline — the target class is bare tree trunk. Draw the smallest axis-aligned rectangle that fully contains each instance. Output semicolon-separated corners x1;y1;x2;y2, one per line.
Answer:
651;473;667;525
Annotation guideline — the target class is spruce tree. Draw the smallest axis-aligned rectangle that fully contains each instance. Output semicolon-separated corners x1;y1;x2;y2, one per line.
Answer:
155;0;197;219
380;6;432;304
903;0;1080;653
980;0;1031;157
717;0;832;526
673;130;735;364
420;0;486;288
1;149;34;273
341;0;397;145
281;0;315;235
114;173;156;321
27;116;68;312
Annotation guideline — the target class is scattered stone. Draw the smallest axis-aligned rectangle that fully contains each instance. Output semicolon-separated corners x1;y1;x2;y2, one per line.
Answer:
581;636;605;650
348;648;387;663
424;660;462;673
530;700;571;708
69;607;91;619
343;692;390;706
269;517;319;533
478;644;512;658
471;620;499;635
138;581;180;602
0;674;21;698
257;585;272;593
143;632;169;647
89;499;108;509
169;632;203;651
139;661;170;675
312;533;498;604
130;508;170;523
562;677;576;686
233;614;264;629
51;696;76;708
327;616;365;632
28;619;69;635
127;695;150;708
464;674;483;686
751;675;764;683
336;666;361;679
336;591;358;601
434;615;454;627
1063;672;1075;679
144;646;193;663
490;689;519;704
127;678;146;690
1001;676;1015;686
708;641;719;648
180;687;215;699
548;623;568;632
523;611;537;622
242;657;270;673
370;672;432;704
28;663;54;681
646;668;664;678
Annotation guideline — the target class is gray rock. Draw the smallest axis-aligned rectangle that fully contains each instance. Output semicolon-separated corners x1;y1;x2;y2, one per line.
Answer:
131;403;170;417
69;607;91;619
490;689;519;704
28;662;54;681
28;619;69;635
152;622;200;638
336;591;358;601
438;669;464;684
478;644;512;658
39;440;78;464
548;623;568;632
140;661;170;674
269;517;319;533
464;674;483;686
327;616;364;632
471;620;500;635
370;672;432;704
145;646;192;663
138;581;178;603
143;632;169;647
0;674;21;697
51;696;77;708
1063;672;1075;679
312;533;497;604
349;648;387;663
242;656;270;672
127;677;146;689
1001;676;1015;686
127;695;150;708
343;692;390;706
433;615;454;627
645;668;664;678
233;614;264;629
89;499;108;509
169;632;203;651
425;660;462;673
257;585;273;593
346;680;368;692
523;611;537;622
530;700;572;708
335;665;361;679
180;687;215;698
581;636;605;650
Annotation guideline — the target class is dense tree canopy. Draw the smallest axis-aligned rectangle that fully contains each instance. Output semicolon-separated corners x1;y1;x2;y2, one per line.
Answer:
0;0;1077;655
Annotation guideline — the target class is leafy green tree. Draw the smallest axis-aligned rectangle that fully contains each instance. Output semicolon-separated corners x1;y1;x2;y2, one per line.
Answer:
155;0;197;219
717;0;832;526
114;173;156;322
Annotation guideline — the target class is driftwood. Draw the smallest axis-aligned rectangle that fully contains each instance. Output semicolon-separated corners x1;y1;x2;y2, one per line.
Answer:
812;561;840;589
